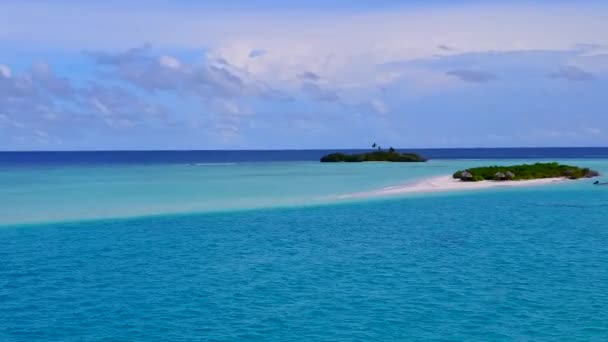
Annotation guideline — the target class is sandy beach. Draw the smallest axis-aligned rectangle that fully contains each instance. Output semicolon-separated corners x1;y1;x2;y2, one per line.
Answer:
340;175;567;199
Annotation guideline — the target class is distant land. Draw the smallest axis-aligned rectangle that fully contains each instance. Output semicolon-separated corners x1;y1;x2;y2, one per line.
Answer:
320;148;426;163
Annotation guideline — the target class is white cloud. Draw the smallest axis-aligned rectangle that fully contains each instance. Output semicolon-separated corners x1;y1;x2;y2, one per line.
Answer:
2;2;608;149
583;126;602;136
210;98;249;117
2;2;608;110
0;64;11;78
159;55;181;69
91;97;111;115
34;129;48;138
549;65;594;82
3;3;608;79
370;99;388;115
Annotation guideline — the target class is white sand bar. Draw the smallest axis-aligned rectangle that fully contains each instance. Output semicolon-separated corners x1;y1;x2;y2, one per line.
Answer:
340;175;567;199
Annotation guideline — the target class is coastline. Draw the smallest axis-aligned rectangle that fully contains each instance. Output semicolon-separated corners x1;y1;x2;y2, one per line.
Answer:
339;175;568;199
2;156;603;226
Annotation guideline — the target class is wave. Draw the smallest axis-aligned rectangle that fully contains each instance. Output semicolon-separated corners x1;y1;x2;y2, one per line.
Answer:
187;163;238;166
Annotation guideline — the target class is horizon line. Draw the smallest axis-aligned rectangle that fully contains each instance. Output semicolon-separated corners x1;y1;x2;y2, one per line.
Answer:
2;146;608;153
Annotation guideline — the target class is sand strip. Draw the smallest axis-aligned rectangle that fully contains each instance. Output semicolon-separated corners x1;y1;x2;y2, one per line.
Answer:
339;175;567;199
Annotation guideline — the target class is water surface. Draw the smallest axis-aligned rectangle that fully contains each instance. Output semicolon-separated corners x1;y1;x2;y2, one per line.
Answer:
1;149;608;340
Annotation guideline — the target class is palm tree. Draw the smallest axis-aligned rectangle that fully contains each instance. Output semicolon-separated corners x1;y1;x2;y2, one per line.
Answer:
371;142;377;149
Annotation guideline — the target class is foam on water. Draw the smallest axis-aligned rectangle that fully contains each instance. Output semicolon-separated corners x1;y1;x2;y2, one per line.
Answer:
190;163;239;166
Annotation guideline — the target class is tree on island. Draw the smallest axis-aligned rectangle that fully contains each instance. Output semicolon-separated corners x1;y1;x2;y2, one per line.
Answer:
452;162;599;182
320;147;426;162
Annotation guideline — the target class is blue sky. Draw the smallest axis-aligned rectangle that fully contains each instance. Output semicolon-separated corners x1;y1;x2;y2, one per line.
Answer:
1;1;607;150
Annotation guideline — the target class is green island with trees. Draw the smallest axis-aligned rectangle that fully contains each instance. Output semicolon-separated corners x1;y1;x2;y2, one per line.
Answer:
320;143;427;163
453;162;599;182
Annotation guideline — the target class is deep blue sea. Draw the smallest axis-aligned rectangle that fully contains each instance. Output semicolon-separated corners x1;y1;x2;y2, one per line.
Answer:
3;147;608;166
2;148;608;341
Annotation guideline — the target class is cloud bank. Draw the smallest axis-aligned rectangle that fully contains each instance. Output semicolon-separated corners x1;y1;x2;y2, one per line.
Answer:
1;1;607;149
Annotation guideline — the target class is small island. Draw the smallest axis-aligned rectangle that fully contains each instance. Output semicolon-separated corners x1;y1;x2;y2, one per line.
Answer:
453;162;599;182
321;144;427;163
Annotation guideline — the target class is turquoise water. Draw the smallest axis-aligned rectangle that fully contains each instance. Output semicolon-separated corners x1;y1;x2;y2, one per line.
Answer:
2;159;607;226
2;159;608;340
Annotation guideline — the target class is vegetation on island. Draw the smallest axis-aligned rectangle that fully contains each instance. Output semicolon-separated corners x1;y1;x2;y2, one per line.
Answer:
453;162;599;182
320;143;427;163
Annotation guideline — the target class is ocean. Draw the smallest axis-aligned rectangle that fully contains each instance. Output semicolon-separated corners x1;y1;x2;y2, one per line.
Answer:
2;148;608;340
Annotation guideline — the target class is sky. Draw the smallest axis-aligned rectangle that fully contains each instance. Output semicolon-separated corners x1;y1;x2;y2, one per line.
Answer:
1;0;607;150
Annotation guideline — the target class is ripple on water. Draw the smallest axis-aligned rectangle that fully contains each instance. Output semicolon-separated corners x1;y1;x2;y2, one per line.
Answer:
1;188;608;340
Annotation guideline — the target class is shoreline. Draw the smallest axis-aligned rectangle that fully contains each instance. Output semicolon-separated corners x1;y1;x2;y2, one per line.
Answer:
338;175;568;199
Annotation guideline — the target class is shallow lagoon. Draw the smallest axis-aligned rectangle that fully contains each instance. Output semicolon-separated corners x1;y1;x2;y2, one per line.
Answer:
1;158;607;226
